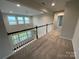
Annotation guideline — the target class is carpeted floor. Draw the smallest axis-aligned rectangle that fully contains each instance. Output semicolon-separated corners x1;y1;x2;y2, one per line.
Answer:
7;31;75;59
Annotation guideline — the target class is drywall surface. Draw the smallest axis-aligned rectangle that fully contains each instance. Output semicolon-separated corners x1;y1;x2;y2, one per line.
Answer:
61;0;78;39
72;17;79;59
33;14;53;38
62;1;79;59
0;11;12;59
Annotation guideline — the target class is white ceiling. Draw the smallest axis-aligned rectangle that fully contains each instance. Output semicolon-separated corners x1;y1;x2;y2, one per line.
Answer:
0;0;42;16
0;0;71;16
33;0;71;11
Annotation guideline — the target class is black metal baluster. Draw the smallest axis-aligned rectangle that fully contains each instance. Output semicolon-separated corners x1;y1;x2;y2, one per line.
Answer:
46;24;48;34
36;26;38;39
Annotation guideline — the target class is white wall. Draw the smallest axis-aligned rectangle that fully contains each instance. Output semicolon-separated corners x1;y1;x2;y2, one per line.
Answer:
33;14;53;38
0;11;12;59
72;18;79;59
61;0;79;59
61;0;79;39
3;14;33;33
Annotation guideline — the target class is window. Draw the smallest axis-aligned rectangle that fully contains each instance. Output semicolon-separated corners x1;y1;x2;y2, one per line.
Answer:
58;16;63;26
17;16;24;24
7;15;30;25
24;17;30;24
8;16;17;25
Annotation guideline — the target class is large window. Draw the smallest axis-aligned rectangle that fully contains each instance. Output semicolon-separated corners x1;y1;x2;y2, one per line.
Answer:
8;16;17;25
7;15;30;25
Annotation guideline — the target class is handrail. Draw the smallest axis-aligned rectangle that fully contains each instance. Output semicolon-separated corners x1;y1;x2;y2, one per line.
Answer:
8;23;53;50
7;23;53;35
7;27;36;35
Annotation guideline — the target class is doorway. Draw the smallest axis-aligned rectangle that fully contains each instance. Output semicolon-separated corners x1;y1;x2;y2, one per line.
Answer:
53;12;64;34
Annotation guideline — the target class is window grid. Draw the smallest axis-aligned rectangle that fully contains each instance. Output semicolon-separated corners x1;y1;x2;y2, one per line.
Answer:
17;16;24;24
7;15;30;25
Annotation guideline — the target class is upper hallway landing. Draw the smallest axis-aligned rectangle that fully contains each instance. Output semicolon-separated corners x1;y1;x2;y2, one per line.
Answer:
8;31;75;59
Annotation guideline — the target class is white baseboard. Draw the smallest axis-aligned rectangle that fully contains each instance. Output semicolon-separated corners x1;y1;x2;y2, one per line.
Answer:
60;36;72;40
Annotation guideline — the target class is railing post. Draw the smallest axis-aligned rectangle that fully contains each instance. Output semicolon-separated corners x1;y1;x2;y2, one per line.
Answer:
35;26;38;39
46;24;48;34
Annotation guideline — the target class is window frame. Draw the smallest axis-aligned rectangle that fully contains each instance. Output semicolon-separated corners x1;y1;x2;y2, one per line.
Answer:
7;15;31;25
58;16;63;26
17;16;25;24
7;15;17;25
